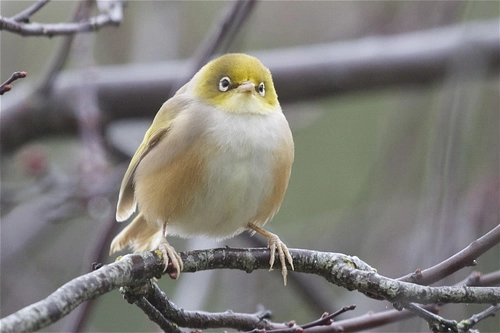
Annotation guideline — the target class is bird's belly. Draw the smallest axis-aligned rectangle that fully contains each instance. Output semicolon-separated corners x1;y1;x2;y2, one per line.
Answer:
167;148;274;239
167;110;288;239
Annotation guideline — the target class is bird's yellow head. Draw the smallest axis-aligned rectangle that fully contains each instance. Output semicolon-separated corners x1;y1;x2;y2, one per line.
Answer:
191;53;280;114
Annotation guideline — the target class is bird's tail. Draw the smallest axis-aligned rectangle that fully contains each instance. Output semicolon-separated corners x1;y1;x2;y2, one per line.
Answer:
110;213;161;254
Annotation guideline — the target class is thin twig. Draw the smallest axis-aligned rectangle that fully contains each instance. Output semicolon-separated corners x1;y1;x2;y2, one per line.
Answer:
11;0;51;23
405;303;458;333
315;305;441;333
0;71;27;95
457;270;500;287
170;0;257;95
301;306;357;329
0;0;122;37
35;0;91;96
398;224;500;285
457;304;500;332
218;0;257;52
242;306;358;333
192;0;256;66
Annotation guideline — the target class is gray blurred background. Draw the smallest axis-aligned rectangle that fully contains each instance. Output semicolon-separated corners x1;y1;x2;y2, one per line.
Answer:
1;1;499;332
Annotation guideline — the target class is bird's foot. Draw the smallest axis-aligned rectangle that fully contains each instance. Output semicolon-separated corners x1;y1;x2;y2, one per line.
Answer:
248;223;294;285
267;233;294;285
158;239;183;279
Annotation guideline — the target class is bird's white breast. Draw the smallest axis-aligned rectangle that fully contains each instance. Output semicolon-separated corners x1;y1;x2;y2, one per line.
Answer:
167;105;290;239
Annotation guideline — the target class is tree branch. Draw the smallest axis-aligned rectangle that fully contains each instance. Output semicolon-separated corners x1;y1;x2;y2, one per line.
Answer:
315;270;500;332
0;0;123;37
11;0;51;23
398;224;500;285
404;302;462;332
311;305;440;333
124;280;356;332
0;251;161;333
403;302;500;332
461;270;500;287
1;247;499;333
169;0;257;95
178;248;500;304
0;71;27;95
457;304;500;332
35;0;95;96
122;281;182;333
123;280;281;331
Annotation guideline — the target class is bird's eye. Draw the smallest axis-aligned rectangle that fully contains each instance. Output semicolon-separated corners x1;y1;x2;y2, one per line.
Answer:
258;82;265;97
219;77;231;92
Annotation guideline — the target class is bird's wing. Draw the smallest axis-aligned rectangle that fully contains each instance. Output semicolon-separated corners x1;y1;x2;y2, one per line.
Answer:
115;84;190;222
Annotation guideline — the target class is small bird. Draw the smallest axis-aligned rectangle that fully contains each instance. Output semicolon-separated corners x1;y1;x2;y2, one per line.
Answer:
110;53;294;284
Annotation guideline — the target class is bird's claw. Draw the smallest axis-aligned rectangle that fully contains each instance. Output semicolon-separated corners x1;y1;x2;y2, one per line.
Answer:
158;241;183;278
268;234;294;286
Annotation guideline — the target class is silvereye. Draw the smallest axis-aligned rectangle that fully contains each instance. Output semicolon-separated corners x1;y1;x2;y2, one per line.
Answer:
110;53;294;284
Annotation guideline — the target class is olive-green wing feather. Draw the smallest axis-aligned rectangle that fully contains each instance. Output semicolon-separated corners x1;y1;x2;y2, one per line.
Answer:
115;84;190;222
115;126;170;221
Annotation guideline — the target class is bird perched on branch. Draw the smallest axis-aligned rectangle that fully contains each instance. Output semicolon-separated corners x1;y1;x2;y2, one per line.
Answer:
110;53;294;284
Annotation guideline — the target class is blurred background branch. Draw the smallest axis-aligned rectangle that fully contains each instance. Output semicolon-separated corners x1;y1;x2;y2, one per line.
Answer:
170;0;257;94
0;0;122;37
1;19;498;152
10;0;51;23
0;71;27;95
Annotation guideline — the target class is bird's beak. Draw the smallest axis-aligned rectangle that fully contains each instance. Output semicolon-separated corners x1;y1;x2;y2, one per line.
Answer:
237;81;255;93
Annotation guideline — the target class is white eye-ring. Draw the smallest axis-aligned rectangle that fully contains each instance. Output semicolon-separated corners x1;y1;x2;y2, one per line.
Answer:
219;77;231;92
258;82;265;96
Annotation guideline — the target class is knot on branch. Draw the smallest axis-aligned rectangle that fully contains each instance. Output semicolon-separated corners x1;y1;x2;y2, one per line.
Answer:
120;280;155;304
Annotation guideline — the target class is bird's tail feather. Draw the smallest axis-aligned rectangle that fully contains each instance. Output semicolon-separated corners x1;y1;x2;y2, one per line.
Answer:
110;213;161;254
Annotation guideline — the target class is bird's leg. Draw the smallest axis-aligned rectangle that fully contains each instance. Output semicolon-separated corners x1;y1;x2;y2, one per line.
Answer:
158;223;183;278
248;223;294;285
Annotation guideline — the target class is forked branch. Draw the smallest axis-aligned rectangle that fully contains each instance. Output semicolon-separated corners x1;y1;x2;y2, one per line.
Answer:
1;245;499;332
